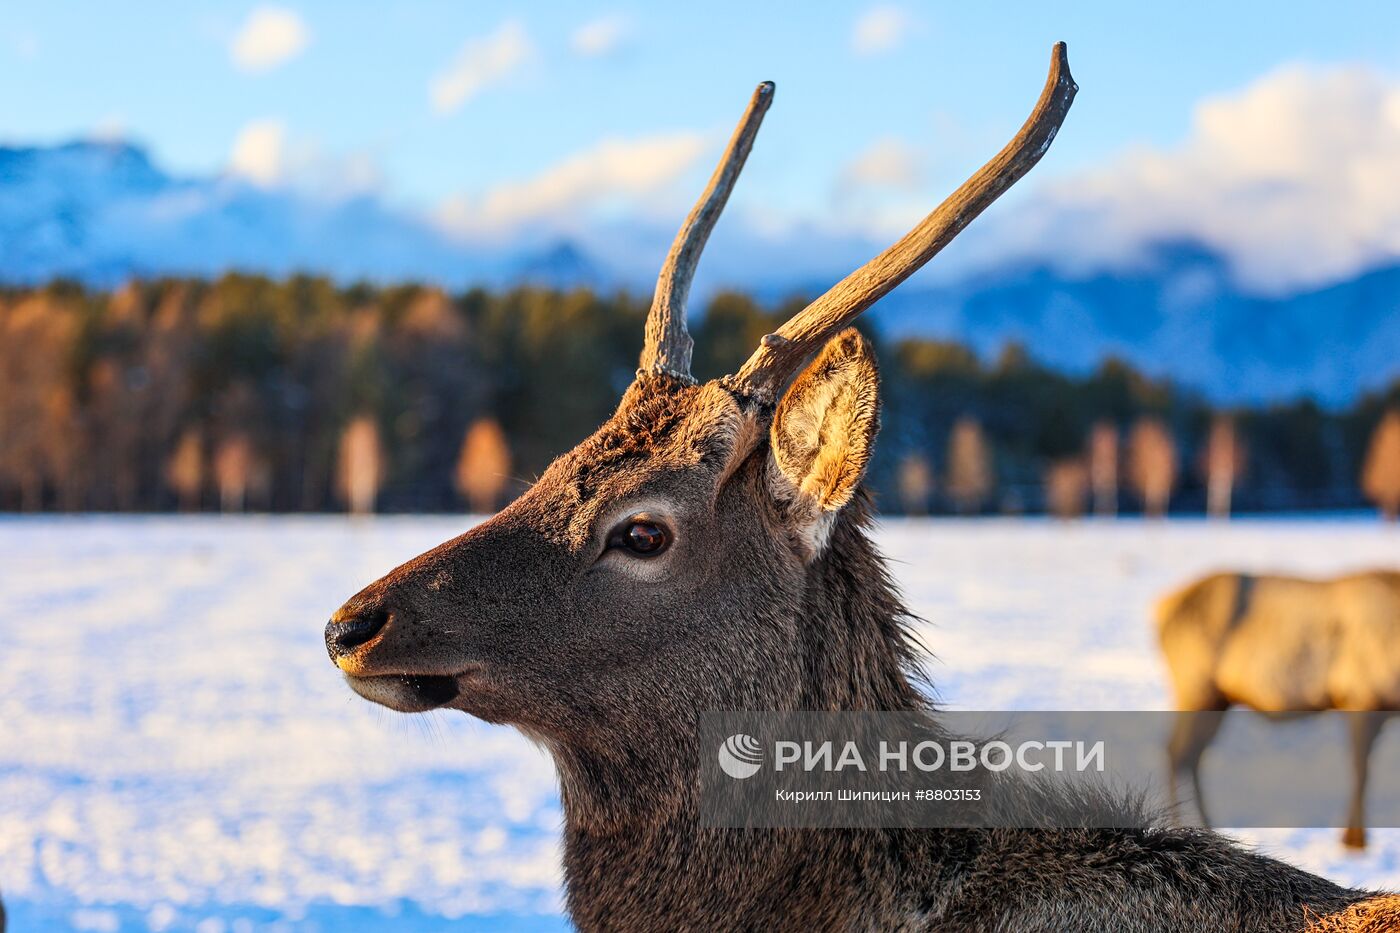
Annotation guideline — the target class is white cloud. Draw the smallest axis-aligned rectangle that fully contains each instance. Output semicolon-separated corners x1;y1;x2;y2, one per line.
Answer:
839;137;922;193
437;132;707;236
90;113;128;143
226;119;382;197
430;20;532;114
852;6;910;56
230;6;309;73
987;64;1400;292
828;138;929;238
228;119;286;185
571;15;632;58
333;152;384;197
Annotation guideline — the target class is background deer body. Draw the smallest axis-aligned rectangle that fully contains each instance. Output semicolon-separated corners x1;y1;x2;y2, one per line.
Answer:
1158;570;1400;849
326;46;1398;931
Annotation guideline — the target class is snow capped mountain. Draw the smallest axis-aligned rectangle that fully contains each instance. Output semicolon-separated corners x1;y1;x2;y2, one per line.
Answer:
865;243;1400;405
0;141;166;283
1;139;1397;404
510;239;605;289
0;140;519;287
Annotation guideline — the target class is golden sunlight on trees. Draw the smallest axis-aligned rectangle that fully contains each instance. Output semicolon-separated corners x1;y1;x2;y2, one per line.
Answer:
214;431;256;512
1128;416;1177;518
1088;421;1119;517
1201;415;1246;519
455;417;512;514
946;416;993;515
214;434;254;513
897;453;935;516
1362;409;1400;521
1045;459;1089;520
42;384;83;511
166;429;204;511
338;415;384;516
88;359;145;510
0;297;75;510
1;277;1397;515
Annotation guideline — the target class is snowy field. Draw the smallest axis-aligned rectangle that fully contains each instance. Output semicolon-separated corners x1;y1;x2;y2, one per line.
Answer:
1;514;1397;931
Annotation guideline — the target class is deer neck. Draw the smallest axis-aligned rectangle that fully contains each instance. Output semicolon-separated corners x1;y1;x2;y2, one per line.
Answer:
792;494;928;713
555;495;926;920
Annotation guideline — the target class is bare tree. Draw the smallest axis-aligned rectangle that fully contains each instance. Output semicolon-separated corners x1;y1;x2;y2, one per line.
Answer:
897;452;935;516
144;284;199;507
945;416;993;515
1362;408;1400;521
1128;416;1177;518
0;298;62;509
1088;421;1119;517
455;417;513;513
1045;458;1089;520
86;357;148;511
337;415;384;516
42;383;85;511
214;433;253;513
1201;415;1246;520
247;453;274;512
166;428;204;511
0;297;92;510
210;381;263;514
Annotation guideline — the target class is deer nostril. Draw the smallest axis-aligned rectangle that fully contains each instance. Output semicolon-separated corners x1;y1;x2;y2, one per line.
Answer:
325;608;391;658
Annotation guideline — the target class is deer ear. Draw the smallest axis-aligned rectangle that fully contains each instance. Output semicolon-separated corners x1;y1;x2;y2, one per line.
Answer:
768;328;880;543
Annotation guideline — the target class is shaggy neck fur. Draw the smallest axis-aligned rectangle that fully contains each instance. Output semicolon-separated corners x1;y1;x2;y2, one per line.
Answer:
792;492;928;713
551;492;1391;932
555;495;947;927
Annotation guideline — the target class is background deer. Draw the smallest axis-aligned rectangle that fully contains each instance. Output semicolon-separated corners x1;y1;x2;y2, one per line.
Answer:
325;45;1398;931
1158;570;1400;850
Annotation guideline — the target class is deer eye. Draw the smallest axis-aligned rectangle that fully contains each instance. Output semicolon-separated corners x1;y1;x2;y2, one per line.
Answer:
610;518;671;557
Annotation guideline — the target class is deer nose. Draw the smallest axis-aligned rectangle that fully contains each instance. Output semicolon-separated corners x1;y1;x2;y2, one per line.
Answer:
325;606;391;661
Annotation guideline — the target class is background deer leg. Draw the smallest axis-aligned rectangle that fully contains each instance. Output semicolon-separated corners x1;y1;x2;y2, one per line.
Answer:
1342;711;1385;850
1168;707;1226;827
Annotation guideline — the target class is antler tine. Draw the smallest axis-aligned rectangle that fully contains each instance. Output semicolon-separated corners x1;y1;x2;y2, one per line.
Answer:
729;42;1077;399
639;81;775;383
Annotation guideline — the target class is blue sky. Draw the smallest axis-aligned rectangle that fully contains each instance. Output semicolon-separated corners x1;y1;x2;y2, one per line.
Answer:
5;2;1400;291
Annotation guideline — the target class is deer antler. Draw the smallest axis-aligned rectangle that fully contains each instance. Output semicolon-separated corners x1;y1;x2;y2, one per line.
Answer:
638;81;775;383
726;42;1077;399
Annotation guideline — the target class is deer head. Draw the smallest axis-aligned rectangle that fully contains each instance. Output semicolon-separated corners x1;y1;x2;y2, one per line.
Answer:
327;45;1075;823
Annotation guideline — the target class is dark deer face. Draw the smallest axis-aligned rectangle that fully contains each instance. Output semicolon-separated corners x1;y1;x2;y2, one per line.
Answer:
327;45;1074;760
328;335;880;740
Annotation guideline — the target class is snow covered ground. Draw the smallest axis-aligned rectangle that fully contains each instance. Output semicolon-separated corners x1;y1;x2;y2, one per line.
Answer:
0;514;1396;930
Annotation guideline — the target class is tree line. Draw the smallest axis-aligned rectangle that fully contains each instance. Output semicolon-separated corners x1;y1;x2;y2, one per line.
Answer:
1;275;1398;518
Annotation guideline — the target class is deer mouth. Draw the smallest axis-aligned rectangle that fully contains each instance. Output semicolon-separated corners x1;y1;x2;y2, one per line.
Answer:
344;671;465;713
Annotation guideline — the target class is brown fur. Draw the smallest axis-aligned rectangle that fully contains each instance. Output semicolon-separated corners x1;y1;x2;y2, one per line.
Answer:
328;333;1392;930
1304;895;1400;932
1158;571;1400;847
771;330;881;512
1157;572;1400;711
